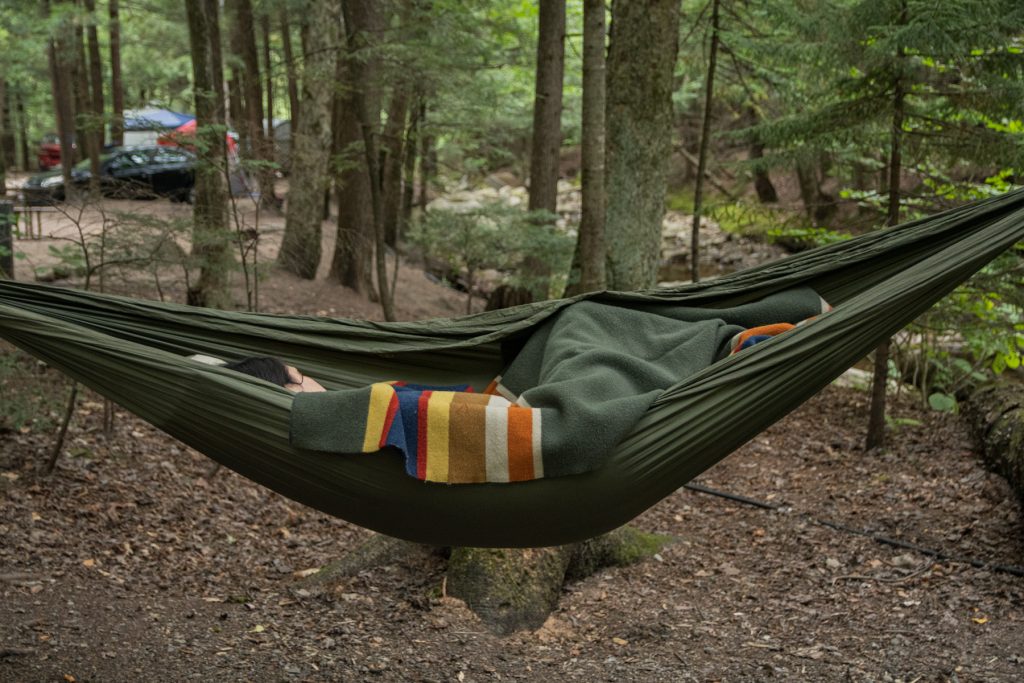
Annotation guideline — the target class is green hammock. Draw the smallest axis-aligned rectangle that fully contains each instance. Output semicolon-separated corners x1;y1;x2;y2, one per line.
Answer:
1;190;1023;547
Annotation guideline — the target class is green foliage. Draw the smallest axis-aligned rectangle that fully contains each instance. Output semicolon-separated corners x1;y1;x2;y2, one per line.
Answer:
409;202;574;306
765;225;852;251
904;246;1022;406
927;392;958;413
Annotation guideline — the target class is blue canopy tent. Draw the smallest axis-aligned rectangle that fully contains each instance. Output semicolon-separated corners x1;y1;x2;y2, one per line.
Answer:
123;108;195;131
122;108;195;146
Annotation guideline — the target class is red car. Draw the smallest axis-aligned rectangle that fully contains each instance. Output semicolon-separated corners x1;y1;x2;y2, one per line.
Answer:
37;133;76;170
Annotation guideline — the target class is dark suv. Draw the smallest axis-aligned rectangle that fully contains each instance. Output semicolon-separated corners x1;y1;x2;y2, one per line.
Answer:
23;145;196;205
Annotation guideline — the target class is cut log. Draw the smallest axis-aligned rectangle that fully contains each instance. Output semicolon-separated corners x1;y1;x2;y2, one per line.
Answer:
965;373;1024;502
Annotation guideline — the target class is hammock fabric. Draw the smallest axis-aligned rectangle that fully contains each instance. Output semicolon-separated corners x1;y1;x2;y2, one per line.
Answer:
290;289;829;483
1;190;1023;547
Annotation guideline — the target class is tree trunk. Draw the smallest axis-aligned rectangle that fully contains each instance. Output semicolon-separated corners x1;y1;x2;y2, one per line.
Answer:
447;528;670;634
261;13;274;138
575;0;607;294
866;5;907;451
604;0;681;290
382;88;410;247
227;0;277;209
47;1;77;193
16;90;31;171
750;141;778;204
794;158;817;223
277;0;338;279
108;0;124;146
689;0;720;285
966;377;1024;504
0;80;7;195
185;0;234;308
418;102;434;212
280;11;301;133
342;0;394;321
71;18;90;166
227;73;243;131
528;0;565;215
400;103;419;235
84;0;104;195
329;29;375;295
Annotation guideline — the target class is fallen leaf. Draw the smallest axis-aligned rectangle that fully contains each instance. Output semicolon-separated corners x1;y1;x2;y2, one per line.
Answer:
293;568;320;579
63;675;76;683
793;646;825;660
31;512;42;522
251;624;266;633
973;617;989;625
612;637;629;646
1;472;18;481
82;559;96;568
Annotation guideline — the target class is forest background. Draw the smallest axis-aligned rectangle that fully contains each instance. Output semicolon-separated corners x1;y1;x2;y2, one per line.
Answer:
1;0;1024;658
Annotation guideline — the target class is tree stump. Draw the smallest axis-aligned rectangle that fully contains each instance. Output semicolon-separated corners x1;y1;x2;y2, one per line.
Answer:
307;528;672;634
965;373;1024;502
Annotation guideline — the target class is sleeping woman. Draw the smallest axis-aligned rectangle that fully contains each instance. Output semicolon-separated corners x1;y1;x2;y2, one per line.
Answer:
223;287;831;485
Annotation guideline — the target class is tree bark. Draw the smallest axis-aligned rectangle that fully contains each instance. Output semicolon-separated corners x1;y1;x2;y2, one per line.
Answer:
966;377;1024;504
604;0;681;290
448;528;670;634
418;102;434;212
277;0;338;279
108;0;124;146
866;3;907;451
401;102;419;235
71;17;90;165
0;80;7;195
342;0;394;320
16;89;31;171
749;140;778;203
227;0;277;208
261;12;274;138
575;0;607;294
185;0;234;308
382;88;410;247
527;0;565;215
329;26;374;295
689;0;720;284
46;0;77;193
280;11;301;133
84;0;105;195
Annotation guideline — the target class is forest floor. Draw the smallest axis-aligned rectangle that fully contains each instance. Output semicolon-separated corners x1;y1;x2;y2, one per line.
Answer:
2;195;1024;681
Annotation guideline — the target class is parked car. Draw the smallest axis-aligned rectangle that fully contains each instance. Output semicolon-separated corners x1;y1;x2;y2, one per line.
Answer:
36;133;76;170
23;145;196;205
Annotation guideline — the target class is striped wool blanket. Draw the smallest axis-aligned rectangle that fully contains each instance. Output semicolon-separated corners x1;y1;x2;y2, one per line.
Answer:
290;287;829;484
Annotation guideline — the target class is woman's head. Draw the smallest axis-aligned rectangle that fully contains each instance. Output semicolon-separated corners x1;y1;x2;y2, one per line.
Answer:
224;357;325;393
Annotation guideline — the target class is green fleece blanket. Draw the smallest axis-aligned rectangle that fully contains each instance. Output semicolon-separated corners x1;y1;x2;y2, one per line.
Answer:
290;287;829;483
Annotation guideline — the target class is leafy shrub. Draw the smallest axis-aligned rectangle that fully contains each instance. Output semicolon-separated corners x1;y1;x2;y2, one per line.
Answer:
409;202;575;310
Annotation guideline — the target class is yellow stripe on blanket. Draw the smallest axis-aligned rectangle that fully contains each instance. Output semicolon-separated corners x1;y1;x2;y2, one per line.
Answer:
425;391;456;482
362;383;395;451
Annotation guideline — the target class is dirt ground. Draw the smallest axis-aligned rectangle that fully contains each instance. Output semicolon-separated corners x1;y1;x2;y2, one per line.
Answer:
2;196;1024;682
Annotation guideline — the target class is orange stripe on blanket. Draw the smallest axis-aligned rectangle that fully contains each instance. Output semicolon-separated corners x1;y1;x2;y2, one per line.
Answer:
731;323;795;353
362;383;396;452
507;406;534;481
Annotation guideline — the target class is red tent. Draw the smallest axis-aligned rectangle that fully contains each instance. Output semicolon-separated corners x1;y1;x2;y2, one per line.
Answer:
158;119;239;154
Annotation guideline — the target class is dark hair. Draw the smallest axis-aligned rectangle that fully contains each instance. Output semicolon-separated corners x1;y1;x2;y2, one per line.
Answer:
224;356;293;387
